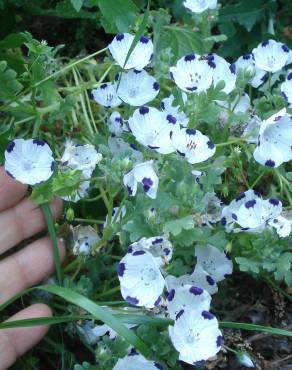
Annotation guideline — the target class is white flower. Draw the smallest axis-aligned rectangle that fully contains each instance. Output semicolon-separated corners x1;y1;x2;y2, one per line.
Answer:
252;40;290;73
108;33;153;70
243;115;261;144
170;54;213;93
117;249;165;308
281;72;292;105
221;189;289;236
116;69;159;106
61;141;102;178
4;138;54;185
195;245;233;282
128;106;177;154
92;82;122;108
129;236;173;266
170;128;216;164
207;53;236;94
107;111;124;136
253;109;292;168
235;54;267;88
201;192;224;226
268;215;292;238
113;353;164;370
183;0;217;13
108;137;143;163
104;205;126;227
166;284;211;319
237;352;255;368
161;94;189;127
169;309;223;365
166;264;218;295
123;161;159;199
72;225;100;255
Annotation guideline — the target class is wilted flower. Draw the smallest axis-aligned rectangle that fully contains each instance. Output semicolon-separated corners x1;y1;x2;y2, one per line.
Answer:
195;244;233;282
169;309;223;365
242;115;261;144
235;53;267;88
92;82;122;108
170;128;216;164
72;225;100;255
252;40;290;73
116;69;159;106
108;33;153;70
107;111;125;136
237;352;255;368
183;0;217;13
5;138;55;185
253;109;292;168
201;192;224;226
108;137;143;163
117;249;165;308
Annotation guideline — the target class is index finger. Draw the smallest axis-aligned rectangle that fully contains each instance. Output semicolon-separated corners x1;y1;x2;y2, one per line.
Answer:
0;167;27;212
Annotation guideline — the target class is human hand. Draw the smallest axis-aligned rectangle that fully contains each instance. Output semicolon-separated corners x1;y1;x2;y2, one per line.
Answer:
0;167;65;369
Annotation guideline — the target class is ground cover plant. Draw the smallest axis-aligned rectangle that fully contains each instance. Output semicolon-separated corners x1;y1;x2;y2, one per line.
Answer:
0;0;292;369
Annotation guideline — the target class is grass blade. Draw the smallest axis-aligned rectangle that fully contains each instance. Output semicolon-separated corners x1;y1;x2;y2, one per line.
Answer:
41;203;63;285
220;322;292;337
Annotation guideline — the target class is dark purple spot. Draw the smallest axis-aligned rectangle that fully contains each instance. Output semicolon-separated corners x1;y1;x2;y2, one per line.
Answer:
265;159;275;167
128;348;138;356
176;309;184;320
231;213;237;220
160;101;165;110
243;54;252;60
5;170;15;179
186;86;198;91
282;44;290;53
126;185;133;195
282;91;288;101
261;40;269;47
149;53;154;62
167;289;175;301
221;217;227;226
184;54;195;62
127;246;133;253
133;250;146;256
152;237;163;244
274;116;282;121
6;141;15;153
33;139;45;146
125;296;139;305
241;227;250;231
163;248;170;256
216;335;224;347
189;286;203;295
50;161;55;172
139;106;149;115
177;150;186;157
186;129;196;136
206;275;215;286
116;33;125;41
194;360;205;367
148;145;160;149
166;114;177;124
153;82;159;91
229;63;236;74
207;141;215;149
269;198;279;206
154;363;163;370
142;177;153;192
133;69;142;74
140;36;149;44
202;310;214;320
208;60;216;69
288;72;292;80
245;199;256;209
236;192;245;202
170;71;174;80
154;296;161;307
114;73;120;81
100;83;108;89
224;251;231;260
117;262;126;277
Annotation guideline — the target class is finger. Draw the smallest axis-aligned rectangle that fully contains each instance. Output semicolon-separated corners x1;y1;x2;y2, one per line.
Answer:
0;236;65;305
0;196;63;255
0;167;27;212
0;303;52;370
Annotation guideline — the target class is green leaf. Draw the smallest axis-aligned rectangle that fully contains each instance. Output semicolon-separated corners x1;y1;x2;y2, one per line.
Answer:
52;170;83;197
163;215;194;236
31;180;53;205
0;60;23;100
0;33;26;49
38;285;151;358
70;0;84;12
97;0;138;33
220;322;292;337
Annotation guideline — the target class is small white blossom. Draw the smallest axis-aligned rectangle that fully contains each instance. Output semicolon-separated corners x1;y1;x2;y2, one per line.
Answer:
207;53;236;94
108;33;153;70
217;93;251;115
161;94;189;127
252;40;290;73
183;0;217;13
243;115;261;144
116;69;159;106
107;111;125;136
235;54;267;88
237;352;255;368
170;128;216;164
253;109;292;168
169;309;223;365
104;206;126;227
128;106;177;154
117;249;165;308
201;192;224;226
129;236;173;266
113;353;164;370
195;244;233;282
92;82;122;108
166;284;211;319
72;225;100;255
268;215;292;238
108;137;143;163
4;138;54;185
123;161;159;199
281;72;292;105
170;54;213;93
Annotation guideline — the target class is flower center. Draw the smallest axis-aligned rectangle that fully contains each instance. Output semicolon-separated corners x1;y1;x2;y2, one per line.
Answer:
186;329;200;343
23;160;35;171
140;266;158;285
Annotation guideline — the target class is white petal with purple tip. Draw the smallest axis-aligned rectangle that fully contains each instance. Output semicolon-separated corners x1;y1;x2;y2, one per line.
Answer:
252;40;290;73
92;83;122;108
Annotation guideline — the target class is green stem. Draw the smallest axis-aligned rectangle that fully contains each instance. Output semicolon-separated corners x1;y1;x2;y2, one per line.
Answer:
216;137;246;147
41;203;63;285
95;286;120;299
74;217;104;224
250;171;266;189
264;276;292;302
